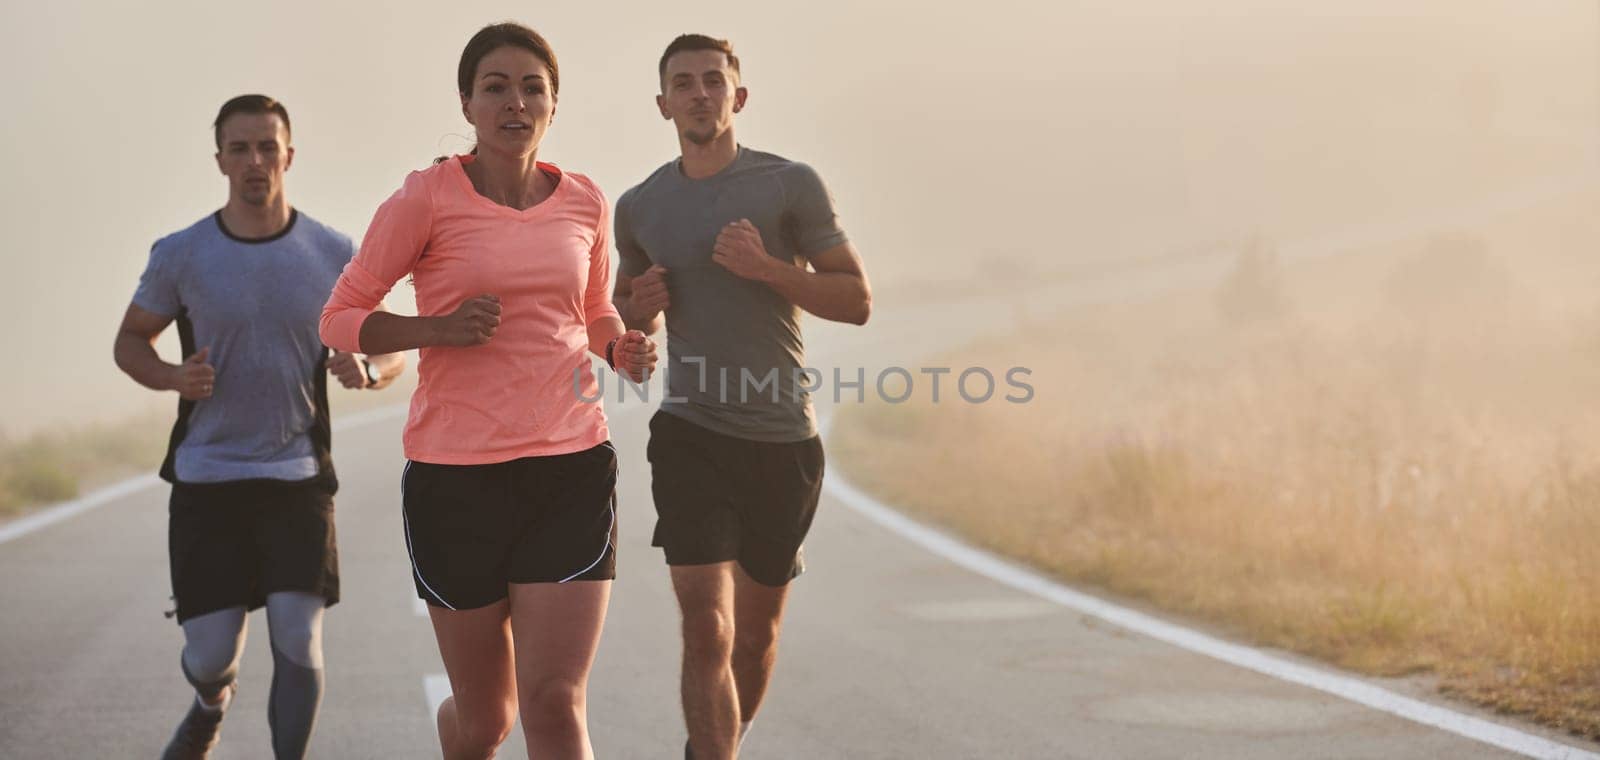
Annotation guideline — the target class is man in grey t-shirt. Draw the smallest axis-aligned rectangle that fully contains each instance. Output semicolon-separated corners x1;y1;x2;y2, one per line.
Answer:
112;95;403;760
614;35;872;760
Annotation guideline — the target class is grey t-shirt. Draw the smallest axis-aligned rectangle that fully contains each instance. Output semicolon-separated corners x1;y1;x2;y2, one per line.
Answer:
132;210;354;482
616;146;849;442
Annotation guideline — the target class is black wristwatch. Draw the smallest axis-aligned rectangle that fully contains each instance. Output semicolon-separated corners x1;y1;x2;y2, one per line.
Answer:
605;336;621;371
361;358;382;388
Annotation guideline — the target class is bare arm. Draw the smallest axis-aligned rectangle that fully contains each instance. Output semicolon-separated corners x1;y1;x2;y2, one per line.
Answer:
588;315;627;358
586;314;658;382
326;349;406;390
352;295;503;355
327;345;406;392
712;220;872;325
321;302;408;390
765;242;872;325
112;303;214;399
612;267;668;336
363;350;406;389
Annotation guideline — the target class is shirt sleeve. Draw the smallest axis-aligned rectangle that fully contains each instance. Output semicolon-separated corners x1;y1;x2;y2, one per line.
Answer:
613;190;652;278
782;162;850;258
131;237;182;317
585;191;622;326
319;170;433;352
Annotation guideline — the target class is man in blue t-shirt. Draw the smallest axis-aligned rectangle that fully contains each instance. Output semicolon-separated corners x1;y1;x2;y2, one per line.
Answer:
112;94;404;760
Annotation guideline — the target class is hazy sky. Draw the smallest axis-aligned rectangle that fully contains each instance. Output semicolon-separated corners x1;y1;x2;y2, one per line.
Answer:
2;1;1595;433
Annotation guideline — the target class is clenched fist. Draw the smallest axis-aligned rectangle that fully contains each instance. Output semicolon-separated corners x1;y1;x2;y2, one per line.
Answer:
327;351;368;389
171;347;215;401
629;265;671;320
712;219;777;282
434;294;502;347
612;330;658;383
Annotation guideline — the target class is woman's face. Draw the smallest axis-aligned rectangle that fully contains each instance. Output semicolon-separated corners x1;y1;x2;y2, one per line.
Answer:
461;45;556;157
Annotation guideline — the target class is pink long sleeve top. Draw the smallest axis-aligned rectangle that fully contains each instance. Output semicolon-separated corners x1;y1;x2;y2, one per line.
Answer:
320;155;619;464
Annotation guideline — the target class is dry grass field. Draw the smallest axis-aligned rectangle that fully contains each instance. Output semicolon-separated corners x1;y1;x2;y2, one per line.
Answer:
0;412;167;517
834;201;1600;738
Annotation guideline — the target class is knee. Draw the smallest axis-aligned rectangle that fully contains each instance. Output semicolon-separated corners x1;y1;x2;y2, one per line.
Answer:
682;608;736;663
266;594;326;670
181;642;240;693
519;676;585;734
734;620;779;660
454;701;516;755
269;620;323;670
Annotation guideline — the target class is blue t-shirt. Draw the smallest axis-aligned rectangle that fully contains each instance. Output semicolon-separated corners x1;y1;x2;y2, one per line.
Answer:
132;210;354;483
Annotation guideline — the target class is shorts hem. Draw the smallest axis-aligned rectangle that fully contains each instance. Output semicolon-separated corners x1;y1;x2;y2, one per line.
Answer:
174;585;336;625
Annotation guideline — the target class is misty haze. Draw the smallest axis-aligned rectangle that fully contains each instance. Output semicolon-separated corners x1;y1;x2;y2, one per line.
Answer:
3;1;1598;757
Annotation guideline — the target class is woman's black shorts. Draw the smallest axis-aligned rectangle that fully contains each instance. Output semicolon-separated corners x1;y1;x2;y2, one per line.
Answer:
401;441;619;611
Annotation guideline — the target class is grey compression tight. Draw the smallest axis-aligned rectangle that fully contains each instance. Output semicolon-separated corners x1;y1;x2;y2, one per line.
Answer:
179;591;326;760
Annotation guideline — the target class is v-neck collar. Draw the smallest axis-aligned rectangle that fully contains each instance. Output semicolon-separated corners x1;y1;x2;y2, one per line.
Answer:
449;154;567;219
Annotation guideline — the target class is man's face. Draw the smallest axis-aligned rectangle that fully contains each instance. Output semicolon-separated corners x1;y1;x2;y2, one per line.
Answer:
657;49;746;146
214;113;293;206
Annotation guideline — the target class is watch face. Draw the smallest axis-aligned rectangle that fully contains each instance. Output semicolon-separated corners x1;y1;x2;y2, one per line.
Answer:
364;361;381;386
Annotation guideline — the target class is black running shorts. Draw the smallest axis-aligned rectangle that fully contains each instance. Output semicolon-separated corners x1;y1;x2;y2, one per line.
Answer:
646;411;824;587
401;441;619;610
167;478;339;624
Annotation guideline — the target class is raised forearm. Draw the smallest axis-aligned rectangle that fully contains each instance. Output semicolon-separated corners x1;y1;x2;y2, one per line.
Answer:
764;264;872;325
113;330;179;392
356;312;444;355
588;316;627;360
613;294;665;335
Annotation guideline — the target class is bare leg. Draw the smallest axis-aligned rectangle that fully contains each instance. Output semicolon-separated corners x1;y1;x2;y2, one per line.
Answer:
509;580;612;759
730;565;790;726
672;562;740;760
428;600;517;760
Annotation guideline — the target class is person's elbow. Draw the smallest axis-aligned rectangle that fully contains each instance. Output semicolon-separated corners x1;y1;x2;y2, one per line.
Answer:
848;284;872;326
317;309;341;351
848;305;871;326
111;331;131;374
318;306;363;354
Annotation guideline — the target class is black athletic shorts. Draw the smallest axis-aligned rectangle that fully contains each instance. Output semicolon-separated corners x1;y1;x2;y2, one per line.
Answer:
167;478;339;624
401;441;618;611
647;411;825;587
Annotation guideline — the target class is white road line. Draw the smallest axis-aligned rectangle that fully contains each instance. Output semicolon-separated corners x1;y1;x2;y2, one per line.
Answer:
0;473;162;545
0;393;641;549
819;419;1600;760
0;403;411;547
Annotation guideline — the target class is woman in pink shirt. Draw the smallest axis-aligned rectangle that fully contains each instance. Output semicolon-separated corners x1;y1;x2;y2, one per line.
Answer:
320;23;655;760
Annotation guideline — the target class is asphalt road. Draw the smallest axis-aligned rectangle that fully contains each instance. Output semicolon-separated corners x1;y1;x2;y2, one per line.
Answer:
5;209;1600;757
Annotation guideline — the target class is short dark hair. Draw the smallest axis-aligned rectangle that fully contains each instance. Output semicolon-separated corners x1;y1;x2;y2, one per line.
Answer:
658;34;740;84
213;94;290;149
458;22;560;98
